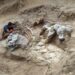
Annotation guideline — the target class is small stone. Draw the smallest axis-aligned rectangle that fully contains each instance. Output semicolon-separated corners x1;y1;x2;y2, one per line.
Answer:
41;46;45;49
35;46;41;50
41;39;46;43
39;49;47;53
37;42;44;46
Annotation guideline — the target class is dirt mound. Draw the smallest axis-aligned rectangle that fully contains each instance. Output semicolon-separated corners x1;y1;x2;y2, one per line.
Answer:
58;6;75;21
0;0;19;14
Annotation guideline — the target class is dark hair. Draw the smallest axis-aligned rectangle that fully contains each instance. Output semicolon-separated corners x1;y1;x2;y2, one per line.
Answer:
8;22;13;26
8;22;14;29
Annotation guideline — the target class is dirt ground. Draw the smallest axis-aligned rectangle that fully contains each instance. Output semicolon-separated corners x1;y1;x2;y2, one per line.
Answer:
0;0;75;75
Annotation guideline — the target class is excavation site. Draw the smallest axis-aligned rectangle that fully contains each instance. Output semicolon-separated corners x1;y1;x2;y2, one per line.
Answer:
0;0;75;75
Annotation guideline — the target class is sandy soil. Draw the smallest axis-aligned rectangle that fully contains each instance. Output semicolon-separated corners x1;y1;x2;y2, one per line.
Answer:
0;0;75;75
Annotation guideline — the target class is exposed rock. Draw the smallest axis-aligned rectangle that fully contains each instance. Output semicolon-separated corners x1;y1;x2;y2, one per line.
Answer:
37;41;44;46
28;44;63;65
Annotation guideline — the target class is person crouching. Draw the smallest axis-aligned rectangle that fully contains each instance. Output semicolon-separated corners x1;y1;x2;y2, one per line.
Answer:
2;22;15;40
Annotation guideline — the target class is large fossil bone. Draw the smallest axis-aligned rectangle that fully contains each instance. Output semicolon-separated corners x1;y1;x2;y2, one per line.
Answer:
40;23;73;43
